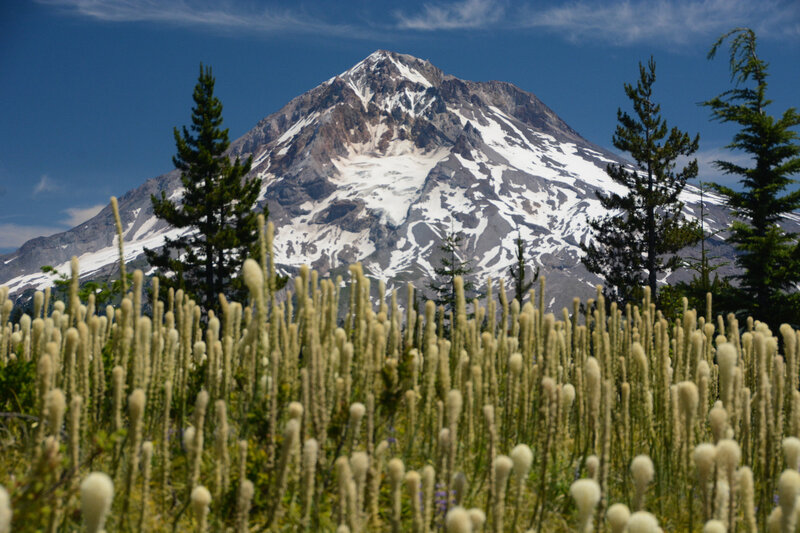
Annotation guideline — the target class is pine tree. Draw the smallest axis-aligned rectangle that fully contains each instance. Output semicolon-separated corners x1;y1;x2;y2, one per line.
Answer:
145;64;262;313
428;228;476;314
507;230;539;304
581;57;700;305
705;28;800;325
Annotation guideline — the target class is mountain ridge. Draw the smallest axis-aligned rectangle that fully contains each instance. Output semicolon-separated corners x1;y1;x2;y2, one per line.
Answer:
0;50;780;310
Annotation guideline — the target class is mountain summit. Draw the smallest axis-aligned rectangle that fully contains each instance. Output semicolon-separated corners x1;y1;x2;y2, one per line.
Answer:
0;50;750;309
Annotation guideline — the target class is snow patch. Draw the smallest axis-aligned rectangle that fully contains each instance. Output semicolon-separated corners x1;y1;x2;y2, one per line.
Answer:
330;125;449;227
387;55;432;88
276;112;319;145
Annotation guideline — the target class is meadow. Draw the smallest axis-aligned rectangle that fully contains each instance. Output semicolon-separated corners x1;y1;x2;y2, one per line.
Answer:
0;218;799;532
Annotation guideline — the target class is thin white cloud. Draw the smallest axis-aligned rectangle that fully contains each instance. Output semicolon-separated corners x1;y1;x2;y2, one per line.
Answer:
38;0;800;44
520;0;799;45
0;223;64;248
681;147;754;188
395;0;503;30
37;0;367;37
62;204;105;227
0;203;105;251
394;0;798;43
33;174;59;195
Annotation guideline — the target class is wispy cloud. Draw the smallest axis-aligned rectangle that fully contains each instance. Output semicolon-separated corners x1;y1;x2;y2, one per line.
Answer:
0;202;106;252
0;223;64;249
37;0;367;37
393;0;798;44
62;204;105;227
395;0;503;30
33;174;60;195
38;0;800;44
519;0;799;46
682;146;754;188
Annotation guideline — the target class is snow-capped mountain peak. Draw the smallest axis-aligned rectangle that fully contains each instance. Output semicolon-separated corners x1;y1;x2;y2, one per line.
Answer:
0;50;768;310
328;50;440;117
339;50;436;88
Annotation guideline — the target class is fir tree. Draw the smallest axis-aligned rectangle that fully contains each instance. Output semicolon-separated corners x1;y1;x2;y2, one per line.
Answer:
581;57;700;305
705;28;800;325
507;230;539;304
428;228;476;314
145;64;262;313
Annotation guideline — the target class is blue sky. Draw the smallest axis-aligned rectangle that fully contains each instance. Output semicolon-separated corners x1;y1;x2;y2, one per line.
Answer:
1;0;799;253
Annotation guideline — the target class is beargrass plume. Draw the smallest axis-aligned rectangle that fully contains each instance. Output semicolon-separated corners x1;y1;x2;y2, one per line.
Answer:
0;223;799;531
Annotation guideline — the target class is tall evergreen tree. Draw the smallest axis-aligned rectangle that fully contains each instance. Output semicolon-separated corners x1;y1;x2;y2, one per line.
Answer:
705;28;800;325
428;228;476;314
581;58;700;305
507;230;539;304
145;64;262;313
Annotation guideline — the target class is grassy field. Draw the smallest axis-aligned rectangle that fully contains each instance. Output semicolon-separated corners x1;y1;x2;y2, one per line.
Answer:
0;234;798;532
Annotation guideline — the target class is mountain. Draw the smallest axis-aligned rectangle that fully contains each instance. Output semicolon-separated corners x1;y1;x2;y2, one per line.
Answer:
0;50;792;311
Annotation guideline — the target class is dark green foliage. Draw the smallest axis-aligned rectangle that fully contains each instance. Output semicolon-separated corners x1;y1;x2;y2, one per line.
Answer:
379;344;416;418
427;228;476;314
705;28;800;326
508;230;539;304
0;358;36;414
145;64;263;313
581;58;701;305
40;265;132;308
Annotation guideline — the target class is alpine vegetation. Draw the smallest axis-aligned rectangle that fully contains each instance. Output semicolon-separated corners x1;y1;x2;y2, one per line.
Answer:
581;57;700;306
145;64;264;314
0;24;799;533
704;28;800;327
1;218;800;532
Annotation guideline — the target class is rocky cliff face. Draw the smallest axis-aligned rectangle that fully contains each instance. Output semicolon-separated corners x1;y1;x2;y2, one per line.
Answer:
2;50;790;311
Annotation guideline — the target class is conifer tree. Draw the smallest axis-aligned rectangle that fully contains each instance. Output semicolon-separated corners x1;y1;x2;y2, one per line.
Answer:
507;230;539;304
705;28;800;324
581;58;700;305
145;64;262;313
428;228;476;314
